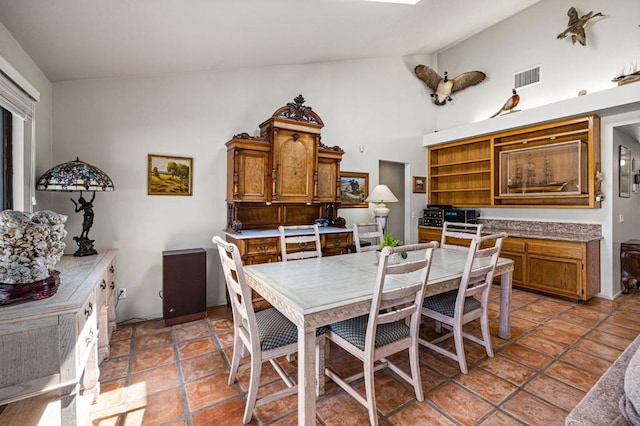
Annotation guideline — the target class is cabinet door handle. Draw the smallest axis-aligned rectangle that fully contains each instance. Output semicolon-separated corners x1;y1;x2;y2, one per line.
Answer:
85;302;93;318
110;265;115;273
85;329;95;346
100;280;107;290
110;281;115;290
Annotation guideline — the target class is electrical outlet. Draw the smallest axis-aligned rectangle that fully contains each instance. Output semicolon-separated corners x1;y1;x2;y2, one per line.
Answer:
119;288;127;299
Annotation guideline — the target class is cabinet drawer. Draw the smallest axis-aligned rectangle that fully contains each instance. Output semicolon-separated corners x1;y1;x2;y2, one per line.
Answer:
501;238;526;253
246;238;279;255
97;272;109;306
323;232;351;248
76;294;98;375
527;240;582;260
418;228;442;243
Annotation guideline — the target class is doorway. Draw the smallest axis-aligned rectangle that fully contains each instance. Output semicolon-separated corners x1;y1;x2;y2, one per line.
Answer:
379;160;405;243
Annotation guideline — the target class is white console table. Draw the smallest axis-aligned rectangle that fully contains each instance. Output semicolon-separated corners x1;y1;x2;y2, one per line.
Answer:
0;250;117;425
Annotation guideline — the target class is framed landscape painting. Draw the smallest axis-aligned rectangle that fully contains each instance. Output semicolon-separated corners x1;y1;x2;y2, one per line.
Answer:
340;171;369;208
148;154;193;196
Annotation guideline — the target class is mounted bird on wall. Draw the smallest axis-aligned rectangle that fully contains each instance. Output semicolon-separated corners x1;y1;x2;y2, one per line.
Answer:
557;6;603;46
414;65;486;106
490;89;520;118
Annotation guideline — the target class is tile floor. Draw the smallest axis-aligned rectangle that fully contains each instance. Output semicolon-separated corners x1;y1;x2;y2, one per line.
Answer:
89;287;640;425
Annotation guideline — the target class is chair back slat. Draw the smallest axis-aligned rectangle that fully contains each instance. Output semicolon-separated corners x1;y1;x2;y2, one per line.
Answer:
366;242;438;346
441;222;483;250
456;233;507;313
377;304;418;325
279;224;322;261
353;222;384;252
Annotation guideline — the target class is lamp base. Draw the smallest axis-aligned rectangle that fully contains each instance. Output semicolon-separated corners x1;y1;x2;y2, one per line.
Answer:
73;236;98;257
373;202;390;233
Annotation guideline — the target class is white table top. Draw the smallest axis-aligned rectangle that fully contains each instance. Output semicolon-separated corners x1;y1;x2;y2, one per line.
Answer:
244;248;511;317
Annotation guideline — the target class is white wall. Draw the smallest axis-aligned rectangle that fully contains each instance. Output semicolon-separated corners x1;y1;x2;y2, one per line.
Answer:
51;55;436;320
427;0;640;299
434;0;640;130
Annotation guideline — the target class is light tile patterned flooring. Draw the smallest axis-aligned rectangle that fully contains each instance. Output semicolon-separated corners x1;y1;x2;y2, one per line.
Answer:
90;287;640;425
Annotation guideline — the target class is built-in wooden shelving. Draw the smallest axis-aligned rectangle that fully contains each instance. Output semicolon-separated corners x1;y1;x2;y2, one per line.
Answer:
427;114;601;208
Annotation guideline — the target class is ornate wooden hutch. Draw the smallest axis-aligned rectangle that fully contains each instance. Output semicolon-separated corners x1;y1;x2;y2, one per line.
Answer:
226;95;346;231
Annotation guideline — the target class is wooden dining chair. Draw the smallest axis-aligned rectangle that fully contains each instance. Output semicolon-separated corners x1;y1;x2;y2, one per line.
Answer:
212;236;326;424
324;241;439;426
352;222;384;252
440;221;484;250
420;232;507;374
278;224;322;261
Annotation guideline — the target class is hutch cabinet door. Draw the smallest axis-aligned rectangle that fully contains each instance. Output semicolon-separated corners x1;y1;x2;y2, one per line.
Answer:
317;156;339;202
272;129;316;202
236;148;270;201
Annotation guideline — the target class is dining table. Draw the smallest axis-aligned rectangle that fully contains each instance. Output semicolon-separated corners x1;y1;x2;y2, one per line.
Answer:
243;247;514;426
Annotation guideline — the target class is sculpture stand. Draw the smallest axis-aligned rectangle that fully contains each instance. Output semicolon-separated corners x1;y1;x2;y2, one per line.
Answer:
73;236;98;257
0;270;61;305
71;191;98;257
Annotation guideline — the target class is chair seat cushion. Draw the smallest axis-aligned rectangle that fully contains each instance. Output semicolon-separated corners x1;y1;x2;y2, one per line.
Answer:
422;289;481;318
329;315;410;351
254;308;326;351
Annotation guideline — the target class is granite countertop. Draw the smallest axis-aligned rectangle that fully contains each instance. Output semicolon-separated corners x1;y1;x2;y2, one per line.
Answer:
419;219;603;243
224;226;352;239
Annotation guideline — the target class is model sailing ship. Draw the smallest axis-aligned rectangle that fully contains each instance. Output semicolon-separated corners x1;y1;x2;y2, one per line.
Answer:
508;155;567;193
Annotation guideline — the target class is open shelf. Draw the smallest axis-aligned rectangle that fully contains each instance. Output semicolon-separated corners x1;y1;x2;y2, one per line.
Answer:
427;114;600;208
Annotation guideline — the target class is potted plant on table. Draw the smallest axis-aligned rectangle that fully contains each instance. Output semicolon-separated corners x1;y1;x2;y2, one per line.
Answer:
377;233;408;264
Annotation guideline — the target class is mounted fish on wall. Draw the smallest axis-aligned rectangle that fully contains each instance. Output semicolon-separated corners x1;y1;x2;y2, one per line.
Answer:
557;6;604;46
414;65;486;106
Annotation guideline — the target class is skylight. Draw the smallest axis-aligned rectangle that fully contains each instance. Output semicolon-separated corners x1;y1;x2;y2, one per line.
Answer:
358;0;421;4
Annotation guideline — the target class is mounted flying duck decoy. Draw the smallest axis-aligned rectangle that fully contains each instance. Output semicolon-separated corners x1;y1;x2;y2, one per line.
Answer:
414;65;486;106
557;6;603;46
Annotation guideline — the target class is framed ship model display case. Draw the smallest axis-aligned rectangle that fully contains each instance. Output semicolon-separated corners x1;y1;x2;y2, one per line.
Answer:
498;140;588;197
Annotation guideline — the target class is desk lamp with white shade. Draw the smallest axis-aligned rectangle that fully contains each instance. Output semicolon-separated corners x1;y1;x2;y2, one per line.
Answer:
365;184;398;233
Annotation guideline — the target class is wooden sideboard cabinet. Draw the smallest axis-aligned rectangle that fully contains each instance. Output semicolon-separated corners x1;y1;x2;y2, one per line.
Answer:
0;250;118;425
226;230;353;264
418;227;599;300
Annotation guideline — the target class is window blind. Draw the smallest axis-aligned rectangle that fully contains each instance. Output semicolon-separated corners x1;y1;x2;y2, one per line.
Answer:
0;71;36;121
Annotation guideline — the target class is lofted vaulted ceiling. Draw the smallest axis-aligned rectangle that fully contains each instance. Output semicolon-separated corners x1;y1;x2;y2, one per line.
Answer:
0;0;539;83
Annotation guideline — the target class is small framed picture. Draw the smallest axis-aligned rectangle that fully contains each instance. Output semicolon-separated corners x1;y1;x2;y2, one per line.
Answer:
413;176;426;193
340;171;369;208
148;154;193;196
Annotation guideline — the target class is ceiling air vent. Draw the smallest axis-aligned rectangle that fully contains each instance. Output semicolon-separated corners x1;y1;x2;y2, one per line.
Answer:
514;66;541;89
